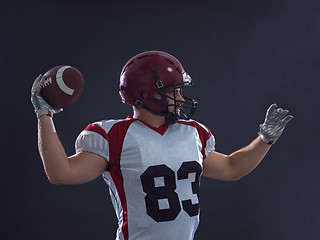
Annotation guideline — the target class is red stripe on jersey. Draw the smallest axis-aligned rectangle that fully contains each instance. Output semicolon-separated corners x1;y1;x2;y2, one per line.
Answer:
107;119;136;240
177;120;212;159
84;124;109;141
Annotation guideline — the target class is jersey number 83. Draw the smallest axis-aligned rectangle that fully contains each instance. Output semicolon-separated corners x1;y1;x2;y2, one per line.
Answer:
140;161;202;222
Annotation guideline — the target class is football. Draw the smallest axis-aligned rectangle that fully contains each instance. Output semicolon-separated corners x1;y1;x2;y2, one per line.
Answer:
40;65;84;109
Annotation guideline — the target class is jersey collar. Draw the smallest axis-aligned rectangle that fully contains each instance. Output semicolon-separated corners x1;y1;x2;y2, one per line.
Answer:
127;116;169;136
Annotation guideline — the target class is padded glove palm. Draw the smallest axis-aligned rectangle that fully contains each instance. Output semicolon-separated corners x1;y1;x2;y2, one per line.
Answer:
258;104;293;144
31;74;63;118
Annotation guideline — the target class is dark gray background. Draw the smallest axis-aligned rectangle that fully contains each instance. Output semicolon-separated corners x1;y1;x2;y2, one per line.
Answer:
1;0;320;239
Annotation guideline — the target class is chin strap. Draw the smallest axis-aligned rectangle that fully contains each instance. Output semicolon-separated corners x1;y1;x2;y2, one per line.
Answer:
165;112;179;125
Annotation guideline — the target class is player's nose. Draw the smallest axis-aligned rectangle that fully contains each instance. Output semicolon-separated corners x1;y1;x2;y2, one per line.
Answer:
176;91;184;102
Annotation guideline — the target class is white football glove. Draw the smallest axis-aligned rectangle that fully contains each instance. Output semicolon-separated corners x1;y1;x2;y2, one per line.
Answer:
31;74;63;118
258;103;293;144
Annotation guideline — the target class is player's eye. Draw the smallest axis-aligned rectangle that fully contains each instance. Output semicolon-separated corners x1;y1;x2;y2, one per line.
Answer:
175;88;181;94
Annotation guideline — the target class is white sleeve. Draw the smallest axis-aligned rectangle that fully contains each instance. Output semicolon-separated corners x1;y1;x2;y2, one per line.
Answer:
193;120;216;158
75;128;109;161
205;134;215;157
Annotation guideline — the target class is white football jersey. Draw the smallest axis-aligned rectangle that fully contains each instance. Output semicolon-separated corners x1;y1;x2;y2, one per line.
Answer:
75;118;215;240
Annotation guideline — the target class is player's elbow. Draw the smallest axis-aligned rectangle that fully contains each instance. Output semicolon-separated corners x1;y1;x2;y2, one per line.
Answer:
45;170;72;185
46;173;65;184
47;175;76;185
46;170;89;185
47;176;60;184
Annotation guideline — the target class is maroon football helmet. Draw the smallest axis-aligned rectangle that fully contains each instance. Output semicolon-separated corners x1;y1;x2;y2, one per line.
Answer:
119;50;197;124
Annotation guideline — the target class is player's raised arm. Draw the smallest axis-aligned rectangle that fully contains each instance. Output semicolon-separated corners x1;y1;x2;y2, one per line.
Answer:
31;73;107;185
203;104;293;181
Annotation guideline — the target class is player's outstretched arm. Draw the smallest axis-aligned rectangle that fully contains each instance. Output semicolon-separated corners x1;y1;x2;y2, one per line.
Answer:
32;75;108;185
203;104;293;181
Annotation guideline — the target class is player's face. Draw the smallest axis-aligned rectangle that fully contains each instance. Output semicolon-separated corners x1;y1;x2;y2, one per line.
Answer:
166;87;184;115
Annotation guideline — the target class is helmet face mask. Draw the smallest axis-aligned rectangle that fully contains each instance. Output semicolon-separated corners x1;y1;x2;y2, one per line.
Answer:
155;81;197;123
119;51;197;124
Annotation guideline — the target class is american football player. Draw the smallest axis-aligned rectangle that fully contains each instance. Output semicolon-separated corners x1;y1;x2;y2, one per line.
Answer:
31;50;293;240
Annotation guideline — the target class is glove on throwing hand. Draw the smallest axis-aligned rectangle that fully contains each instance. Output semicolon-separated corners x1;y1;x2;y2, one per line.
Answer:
258;103;293;144
31;74;63;118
